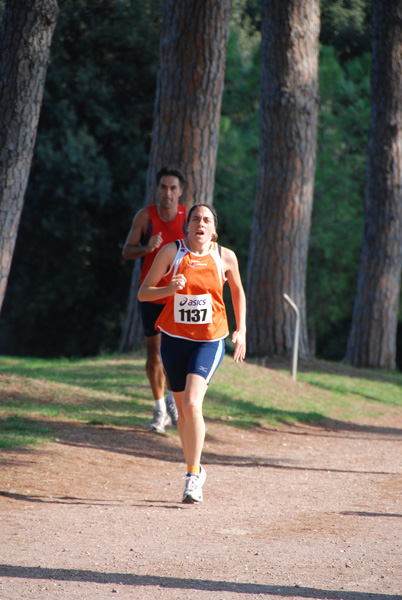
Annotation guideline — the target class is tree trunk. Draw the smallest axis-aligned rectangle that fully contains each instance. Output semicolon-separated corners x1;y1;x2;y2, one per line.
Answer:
0;0;58;313
345;1;402;369
246;0;320;358
119;259;142;353
146;0;231;211
120;0;231;352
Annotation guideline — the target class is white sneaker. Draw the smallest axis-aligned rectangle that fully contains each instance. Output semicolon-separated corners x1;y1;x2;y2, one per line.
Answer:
199;465;206;487
148;410;169;434
182;466;206;504
166;398;178;427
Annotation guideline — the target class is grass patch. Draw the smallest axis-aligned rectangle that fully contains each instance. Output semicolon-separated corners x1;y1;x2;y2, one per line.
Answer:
1;353;401;450
0;354;153;446
209;355;402;428
297;370;402;407
0;416;53;449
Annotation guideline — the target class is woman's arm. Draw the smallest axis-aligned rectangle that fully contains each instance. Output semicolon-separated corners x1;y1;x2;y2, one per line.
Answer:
222;247;247;363
137;243;187;302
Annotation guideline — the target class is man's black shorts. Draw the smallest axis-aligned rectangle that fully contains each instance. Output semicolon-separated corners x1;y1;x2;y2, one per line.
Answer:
139;301;165;337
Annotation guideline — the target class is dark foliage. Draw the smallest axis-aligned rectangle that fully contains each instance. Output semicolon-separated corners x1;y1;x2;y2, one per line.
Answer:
0;0;163;356
1;0;400;367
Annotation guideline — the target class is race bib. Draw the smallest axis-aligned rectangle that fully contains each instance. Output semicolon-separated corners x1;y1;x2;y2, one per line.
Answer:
174;293;212;324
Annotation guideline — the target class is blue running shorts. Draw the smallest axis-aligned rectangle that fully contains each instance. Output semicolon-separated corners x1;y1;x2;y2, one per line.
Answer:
160;333;225;392
139;301;165;337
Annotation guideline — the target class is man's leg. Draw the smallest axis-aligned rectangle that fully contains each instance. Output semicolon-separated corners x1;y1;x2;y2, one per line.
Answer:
139;300;178;431
145;333;165;400
145;334;169;433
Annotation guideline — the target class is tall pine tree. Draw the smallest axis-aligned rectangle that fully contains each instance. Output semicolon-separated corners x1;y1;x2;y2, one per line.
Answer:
346;0;402;369
247;0;320;358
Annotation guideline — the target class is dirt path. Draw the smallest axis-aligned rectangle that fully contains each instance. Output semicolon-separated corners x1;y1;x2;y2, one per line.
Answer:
0;415;401;600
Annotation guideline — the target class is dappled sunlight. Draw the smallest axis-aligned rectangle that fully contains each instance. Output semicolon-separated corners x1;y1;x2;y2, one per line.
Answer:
1;353;402;450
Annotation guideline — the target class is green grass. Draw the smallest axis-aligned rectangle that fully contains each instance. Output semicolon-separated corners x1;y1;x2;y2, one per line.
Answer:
1;352;401;450
211;356;402;427
0;416;53;450
0;354;152;441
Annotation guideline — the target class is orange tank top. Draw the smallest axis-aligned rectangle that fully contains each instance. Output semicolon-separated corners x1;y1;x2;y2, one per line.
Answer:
140;204;187;304
155;239;229;341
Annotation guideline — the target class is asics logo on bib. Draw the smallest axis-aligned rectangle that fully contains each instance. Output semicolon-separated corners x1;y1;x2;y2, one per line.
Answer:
174;293;213;324
179;297;207;307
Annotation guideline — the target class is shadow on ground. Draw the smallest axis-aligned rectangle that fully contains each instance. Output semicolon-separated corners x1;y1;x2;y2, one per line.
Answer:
0;564;399;600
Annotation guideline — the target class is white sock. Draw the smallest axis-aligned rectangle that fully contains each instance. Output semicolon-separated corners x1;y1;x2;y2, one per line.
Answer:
167;390;174;405
155;397;166;413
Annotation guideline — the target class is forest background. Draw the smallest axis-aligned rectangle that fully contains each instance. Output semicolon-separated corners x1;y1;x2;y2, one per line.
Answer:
0;0;400;369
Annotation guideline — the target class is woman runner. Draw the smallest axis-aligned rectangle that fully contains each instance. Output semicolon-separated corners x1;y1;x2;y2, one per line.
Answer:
138;203;246;503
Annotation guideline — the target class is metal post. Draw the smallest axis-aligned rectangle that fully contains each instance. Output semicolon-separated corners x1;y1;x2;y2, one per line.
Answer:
283;293;300;382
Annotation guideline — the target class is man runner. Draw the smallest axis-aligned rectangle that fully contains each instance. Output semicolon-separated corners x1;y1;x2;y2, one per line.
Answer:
122;166;187;433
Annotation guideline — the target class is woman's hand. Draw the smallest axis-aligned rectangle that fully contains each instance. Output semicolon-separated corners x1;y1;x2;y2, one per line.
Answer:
232;330;246;363
169;274;187;293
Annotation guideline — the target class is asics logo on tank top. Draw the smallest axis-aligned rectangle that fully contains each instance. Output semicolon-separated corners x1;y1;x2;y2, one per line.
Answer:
189;260;208;268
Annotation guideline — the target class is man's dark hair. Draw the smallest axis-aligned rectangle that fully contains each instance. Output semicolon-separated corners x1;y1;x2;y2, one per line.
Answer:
156;166;185;188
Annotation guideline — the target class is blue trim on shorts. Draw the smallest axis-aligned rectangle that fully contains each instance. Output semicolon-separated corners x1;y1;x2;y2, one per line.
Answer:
139;301;165;337
160;333;225;392
205;340;225;384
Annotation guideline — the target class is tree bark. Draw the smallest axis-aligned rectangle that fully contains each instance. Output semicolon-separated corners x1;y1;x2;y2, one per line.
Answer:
146;0;231;211
246;0;320;358
0;0;58;313
120;0;231;352
346;1;402;369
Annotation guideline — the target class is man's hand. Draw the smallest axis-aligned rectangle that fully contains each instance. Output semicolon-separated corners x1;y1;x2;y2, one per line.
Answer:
147;231;163;252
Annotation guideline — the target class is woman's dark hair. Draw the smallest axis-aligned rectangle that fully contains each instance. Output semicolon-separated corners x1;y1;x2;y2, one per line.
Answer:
187;203;218;242
188;203;218;229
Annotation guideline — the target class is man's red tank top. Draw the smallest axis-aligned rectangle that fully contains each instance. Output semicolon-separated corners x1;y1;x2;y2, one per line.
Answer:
140;204;187;304
155;239;229;341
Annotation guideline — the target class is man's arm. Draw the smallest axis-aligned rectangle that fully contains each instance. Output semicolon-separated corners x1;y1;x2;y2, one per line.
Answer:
122;206;163;260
